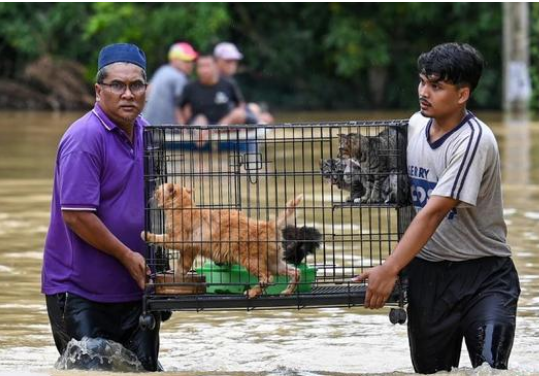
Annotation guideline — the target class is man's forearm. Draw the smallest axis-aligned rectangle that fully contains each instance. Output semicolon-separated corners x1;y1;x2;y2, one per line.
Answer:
384;209;446;274
384;196;458;274
62;211;132;263
62;211;148;289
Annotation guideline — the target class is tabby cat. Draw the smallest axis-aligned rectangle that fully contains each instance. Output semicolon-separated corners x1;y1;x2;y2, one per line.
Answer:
337;127;409;204
381;169;410;205
320;158;365;202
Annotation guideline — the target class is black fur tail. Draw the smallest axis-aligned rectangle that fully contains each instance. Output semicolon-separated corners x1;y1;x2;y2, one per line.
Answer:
282;226;322;266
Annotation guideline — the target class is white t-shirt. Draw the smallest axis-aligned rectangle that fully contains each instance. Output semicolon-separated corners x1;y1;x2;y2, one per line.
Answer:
407;111;511;262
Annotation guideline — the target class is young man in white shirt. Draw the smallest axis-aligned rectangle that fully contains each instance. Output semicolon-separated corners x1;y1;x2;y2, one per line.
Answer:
354;43;520;374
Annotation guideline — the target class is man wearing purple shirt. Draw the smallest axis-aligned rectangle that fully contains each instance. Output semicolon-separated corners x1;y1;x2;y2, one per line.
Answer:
42;43;161;371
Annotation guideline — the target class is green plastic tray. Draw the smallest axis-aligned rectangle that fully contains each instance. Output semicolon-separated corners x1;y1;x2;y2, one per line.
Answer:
196;261;317;294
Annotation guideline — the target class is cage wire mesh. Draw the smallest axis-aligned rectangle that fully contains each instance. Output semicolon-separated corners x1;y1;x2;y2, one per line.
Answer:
142;121;414;311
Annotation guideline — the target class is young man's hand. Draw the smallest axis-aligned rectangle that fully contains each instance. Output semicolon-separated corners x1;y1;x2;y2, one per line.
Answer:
352;196;460;309
352;264;398;309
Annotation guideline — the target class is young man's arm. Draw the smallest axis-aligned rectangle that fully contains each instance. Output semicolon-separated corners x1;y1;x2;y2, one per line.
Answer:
353;195;459;309
62;211;148;290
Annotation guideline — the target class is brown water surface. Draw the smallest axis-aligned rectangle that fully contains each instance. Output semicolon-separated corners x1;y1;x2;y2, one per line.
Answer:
0;110;538;376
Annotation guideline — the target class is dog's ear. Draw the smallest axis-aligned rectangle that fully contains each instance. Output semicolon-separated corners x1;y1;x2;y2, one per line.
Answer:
185;187;193;194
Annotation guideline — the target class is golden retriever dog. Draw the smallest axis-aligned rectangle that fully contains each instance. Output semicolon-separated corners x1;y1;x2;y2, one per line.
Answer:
142;183;303;298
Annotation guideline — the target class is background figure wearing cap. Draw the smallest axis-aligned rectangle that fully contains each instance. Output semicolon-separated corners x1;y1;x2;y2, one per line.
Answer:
41;43;162;371
214;42;274;125
142;42;198;125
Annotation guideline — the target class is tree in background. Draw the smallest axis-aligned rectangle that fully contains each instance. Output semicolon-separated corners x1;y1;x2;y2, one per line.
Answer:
224;3;503;110
0;3;93;75
0;3;533;111
0;3;230;109
83;3;229;77
0;3;96;109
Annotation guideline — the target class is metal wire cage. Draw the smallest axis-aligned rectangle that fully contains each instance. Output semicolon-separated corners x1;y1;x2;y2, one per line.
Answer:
142;121;414;313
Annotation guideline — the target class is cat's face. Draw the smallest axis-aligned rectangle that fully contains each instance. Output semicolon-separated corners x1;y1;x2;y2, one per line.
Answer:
154;183;193;208
320;158;345;185
338;133;360;159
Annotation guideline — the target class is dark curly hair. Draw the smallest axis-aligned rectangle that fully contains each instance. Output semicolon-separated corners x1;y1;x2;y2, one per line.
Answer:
417;43;484;92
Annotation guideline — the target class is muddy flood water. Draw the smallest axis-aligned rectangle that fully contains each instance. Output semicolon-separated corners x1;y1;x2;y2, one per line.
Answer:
0;110;538;376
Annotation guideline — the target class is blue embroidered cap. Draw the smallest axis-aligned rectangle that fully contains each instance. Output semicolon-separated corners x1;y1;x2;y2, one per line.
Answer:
97;43;146;71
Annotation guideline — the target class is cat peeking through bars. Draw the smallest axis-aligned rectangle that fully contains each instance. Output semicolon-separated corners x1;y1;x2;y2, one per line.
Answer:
321;127;410;205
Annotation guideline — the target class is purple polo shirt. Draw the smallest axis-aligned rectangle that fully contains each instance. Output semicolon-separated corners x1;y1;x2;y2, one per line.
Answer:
42;104;147;302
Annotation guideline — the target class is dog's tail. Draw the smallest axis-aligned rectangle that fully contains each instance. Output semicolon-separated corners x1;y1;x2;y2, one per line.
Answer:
282;226;322;265
275;194;303;230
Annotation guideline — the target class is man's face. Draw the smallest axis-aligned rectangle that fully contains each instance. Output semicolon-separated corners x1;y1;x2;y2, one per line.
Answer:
216;58;239;77
171;59;194;75
95;63;146;127
417;73;469;119
196;57;218;84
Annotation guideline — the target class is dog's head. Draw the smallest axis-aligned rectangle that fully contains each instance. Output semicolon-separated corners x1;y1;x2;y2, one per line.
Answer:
281;226;322;265
154;183;194;208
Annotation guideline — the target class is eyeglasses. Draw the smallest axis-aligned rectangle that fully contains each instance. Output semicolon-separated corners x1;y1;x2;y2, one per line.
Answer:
99;80;148;95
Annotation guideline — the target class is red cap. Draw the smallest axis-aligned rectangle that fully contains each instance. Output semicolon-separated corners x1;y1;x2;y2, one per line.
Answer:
168;42;198;62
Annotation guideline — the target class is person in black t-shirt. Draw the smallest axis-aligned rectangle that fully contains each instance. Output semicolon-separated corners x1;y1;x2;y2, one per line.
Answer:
178;54;247;126
177;54;258;151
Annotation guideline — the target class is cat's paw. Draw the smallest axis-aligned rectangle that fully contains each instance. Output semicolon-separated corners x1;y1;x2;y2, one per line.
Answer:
384;196;397;204
141;231;154;242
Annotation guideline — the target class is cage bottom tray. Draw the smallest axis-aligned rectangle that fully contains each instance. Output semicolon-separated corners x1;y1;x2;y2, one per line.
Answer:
143;283;405;311
195;261;317;294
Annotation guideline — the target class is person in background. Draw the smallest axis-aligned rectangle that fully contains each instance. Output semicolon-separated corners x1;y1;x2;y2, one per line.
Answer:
178;53;245;127
178;54;257;153
142;42;198;125
214;41;243;80
214;41;274;124
42;43;162;371
353;43;520;374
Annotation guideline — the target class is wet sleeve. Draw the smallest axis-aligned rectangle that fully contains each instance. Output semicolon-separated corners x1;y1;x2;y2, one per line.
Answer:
58;151;101;211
